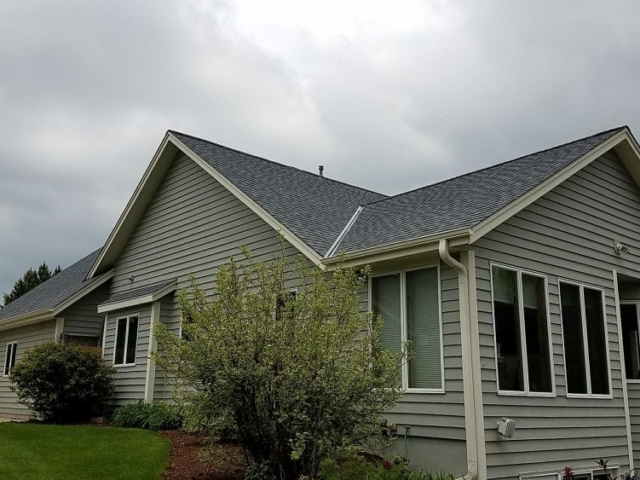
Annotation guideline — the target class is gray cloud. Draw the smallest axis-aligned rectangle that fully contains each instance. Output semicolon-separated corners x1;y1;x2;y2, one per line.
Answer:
1;0;640;295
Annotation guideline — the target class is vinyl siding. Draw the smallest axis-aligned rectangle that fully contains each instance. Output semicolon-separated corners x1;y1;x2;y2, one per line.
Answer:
474;151;636;479
103;307;150;405
0;320;56;419
361;259;466;445
59;283;110;339
108;152;307;404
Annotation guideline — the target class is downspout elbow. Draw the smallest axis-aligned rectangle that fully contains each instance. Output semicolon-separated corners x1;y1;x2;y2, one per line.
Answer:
455;471;477;480
439;239;467;282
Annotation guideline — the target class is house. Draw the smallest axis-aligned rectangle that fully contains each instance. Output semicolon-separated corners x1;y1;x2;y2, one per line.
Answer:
2;125;640;480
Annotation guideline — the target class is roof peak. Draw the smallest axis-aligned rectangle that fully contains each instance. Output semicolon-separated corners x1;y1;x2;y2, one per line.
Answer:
168;129;387;199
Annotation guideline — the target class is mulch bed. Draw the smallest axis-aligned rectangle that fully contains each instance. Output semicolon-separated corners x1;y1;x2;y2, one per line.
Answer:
161;430;246;480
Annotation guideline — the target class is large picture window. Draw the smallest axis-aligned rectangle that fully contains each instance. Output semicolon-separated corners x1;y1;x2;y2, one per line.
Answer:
559;281;610;396
371;266;442;392
491;265;553;394
114;315;139;366
3;342;17;377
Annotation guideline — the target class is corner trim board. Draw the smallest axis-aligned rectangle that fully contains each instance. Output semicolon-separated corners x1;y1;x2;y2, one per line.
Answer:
144;302;160;403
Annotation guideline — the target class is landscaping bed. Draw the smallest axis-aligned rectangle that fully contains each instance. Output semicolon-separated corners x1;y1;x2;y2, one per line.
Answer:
161;430;245;480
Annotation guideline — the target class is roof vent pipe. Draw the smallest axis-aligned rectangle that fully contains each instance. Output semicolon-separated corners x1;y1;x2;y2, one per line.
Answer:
318;165;324;177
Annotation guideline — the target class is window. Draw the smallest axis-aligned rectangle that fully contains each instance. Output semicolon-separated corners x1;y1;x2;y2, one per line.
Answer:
371;266;442;391
113;316;139;366
491;265;553;394
621;302;640;380
559;282;610;396
3;342;17;376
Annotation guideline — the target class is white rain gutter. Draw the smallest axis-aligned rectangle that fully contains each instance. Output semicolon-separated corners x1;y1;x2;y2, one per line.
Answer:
439;239;479;480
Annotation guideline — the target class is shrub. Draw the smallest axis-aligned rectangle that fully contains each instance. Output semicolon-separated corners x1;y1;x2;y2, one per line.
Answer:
154;246;405;479
112;401;183;430
318;453;455;480
10;341;115;423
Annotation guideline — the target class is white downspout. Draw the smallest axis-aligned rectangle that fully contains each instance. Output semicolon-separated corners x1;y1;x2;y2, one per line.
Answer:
439;239;478;480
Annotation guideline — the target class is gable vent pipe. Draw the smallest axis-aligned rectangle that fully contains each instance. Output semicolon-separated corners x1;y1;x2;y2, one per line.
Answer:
439;239;479;480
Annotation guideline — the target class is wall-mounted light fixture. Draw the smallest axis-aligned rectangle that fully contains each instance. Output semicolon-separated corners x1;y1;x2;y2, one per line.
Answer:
614;240;632;256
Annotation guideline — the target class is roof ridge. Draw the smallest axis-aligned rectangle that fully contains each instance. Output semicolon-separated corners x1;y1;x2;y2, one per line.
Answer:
362;125;628;207
168;130;387;198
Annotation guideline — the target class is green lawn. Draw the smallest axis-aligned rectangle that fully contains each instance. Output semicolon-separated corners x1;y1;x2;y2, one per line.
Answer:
0;423;171;480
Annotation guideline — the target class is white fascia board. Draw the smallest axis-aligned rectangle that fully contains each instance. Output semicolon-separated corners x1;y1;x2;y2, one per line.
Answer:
0;310;54;331
168;133;325;269
53;270;115;316
98;295;154;314
322;228;471;270
87;134;177;279
97;280;177;314
469;129;633;244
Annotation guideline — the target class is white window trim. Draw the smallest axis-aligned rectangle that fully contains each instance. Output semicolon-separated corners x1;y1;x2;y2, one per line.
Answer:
519;465;620;480
112;314;140;368
620;300;640;384
3;341;18;377
558;279;613;399
368;263;445;394
490;263;556;397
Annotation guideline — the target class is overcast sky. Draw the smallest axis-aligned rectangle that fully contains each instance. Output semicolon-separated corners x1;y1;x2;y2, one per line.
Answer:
1;0;640;296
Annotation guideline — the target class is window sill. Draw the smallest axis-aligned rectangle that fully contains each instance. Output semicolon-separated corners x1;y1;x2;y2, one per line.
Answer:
403;388;445;395
566;393;613;400
114;363;137;368
496;390;555;398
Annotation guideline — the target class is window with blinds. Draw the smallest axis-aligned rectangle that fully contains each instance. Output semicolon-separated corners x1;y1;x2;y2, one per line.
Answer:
371;266;442;391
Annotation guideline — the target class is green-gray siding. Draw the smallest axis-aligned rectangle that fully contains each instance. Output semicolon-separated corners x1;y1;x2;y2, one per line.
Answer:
474;152;636;479
103;307;151;405
59;283;109;339
360;260;467;450
0;320;56;419
107;152;306;404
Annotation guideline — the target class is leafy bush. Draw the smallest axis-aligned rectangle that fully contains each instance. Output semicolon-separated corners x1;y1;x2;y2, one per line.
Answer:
112;401;183;430
154;247;405;479
10;341;115;423
318;453;455;480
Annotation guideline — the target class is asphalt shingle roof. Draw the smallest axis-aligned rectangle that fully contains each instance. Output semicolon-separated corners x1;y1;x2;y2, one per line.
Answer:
101;278;176;305
171;131;387;256
0;249;105;323
334;127;625;253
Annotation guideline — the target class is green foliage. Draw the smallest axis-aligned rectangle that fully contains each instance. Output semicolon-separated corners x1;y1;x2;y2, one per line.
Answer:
154;246;404;479
318;453;455;480
112;401;183;430
10;341;115;423
3;262;61;306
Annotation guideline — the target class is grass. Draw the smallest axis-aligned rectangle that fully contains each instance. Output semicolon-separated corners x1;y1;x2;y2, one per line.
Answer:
0;422;171;480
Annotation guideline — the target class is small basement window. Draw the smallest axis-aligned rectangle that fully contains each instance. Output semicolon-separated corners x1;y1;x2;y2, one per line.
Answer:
114;316;139;366
3;342;17;376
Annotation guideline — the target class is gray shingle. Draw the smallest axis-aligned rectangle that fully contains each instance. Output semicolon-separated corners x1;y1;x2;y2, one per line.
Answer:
101;278;176;306
170;131;387;256
335;127;625;253
0;249;105;323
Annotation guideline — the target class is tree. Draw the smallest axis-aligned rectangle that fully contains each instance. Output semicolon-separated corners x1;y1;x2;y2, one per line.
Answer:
154;248;404;479
3;262;62;306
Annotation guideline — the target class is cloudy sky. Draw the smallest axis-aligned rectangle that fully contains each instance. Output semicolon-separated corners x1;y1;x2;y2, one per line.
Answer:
1;0;639;296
